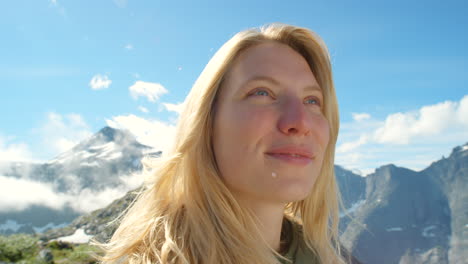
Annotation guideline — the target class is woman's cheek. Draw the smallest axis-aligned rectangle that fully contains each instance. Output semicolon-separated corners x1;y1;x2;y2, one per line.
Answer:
316;115;330;149
239;107;274;133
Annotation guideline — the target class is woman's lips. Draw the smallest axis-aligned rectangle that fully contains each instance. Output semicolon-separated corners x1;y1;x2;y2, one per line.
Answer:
265;147;314;166
265;153;312;165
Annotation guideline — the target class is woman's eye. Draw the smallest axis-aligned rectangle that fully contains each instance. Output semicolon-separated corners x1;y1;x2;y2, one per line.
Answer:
305;97;321;106
249;89;272;98
252;89;270;97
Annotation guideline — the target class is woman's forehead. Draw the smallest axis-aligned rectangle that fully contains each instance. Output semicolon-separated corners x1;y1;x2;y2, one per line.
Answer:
221;42;319;93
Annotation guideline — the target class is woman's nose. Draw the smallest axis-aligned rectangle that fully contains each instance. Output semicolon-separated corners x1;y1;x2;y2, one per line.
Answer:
277;98;311;136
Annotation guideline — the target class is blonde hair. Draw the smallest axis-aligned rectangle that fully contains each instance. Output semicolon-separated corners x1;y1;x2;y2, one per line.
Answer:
99;23;343;264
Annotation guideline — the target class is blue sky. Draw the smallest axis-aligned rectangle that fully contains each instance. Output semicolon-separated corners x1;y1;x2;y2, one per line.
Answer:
1;0;467;174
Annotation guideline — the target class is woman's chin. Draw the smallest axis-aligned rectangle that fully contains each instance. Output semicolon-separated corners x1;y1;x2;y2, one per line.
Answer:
271;185;314;203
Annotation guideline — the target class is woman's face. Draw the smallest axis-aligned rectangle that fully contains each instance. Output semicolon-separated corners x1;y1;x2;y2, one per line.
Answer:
212;42;330;204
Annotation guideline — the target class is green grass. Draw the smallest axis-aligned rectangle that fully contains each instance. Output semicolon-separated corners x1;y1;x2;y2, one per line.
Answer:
0;234;103;264
49;243;102;264
0;233;39;263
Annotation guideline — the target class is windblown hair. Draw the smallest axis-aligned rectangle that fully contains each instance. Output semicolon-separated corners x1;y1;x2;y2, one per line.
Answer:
99;24;343;264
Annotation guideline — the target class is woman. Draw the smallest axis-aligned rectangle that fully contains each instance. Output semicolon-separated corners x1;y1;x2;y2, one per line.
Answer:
100;23;348;264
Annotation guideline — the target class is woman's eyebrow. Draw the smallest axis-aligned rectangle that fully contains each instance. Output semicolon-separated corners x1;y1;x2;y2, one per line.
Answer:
304;84;322;93
241;75;322;93
240;75;280;88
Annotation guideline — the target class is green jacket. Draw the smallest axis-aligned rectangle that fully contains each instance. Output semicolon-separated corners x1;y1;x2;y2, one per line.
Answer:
278;220;319;264
277;219;362;264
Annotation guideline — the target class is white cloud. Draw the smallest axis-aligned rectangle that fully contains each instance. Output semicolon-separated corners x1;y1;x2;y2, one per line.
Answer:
64;173;144;213
0;136;33;162
138;106;149;113
124;44;133;50
113;0;127;8
68;186;128;213
336;135;369;153
458;95;468;126
129;81;168;103
163;102;184;115
106;114;176;153
0;174;144;213
352;113;371;122
48;0;66;17
0;175;67;211
1;113;91;163
89;74;112;90
336;95;468;173
374;96;468;144
39;113;92;158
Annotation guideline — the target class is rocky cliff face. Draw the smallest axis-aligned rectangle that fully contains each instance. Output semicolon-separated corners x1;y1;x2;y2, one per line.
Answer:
422;144;468;264
340;143;467;264
41;188;140;243
335;165;366;209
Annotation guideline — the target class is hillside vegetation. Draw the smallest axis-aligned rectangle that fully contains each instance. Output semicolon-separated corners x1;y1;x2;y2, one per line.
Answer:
0;234;101;264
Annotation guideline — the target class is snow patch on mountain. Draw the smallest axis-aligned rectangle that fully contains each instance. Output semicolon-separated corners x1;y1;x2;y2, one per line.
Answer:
76;150;95;159
56;228;92;243
98;151;122;160
81;161;99;167
89;142;115;151
386;227;403;232
422;225;437;238
49;142;122;164
340;199;365;217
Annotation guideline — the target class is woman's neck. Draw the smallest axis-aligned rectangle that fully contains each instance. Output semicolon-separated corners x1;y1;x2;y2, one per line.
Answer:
237;197;286;251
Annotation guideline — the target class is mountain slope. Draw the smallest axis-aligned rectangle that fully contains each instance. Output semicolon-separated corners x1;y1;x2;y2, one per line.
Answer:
0;126;159;235
42;188;140;243
341;143;468;264
422;143;468;263
341;165;451;264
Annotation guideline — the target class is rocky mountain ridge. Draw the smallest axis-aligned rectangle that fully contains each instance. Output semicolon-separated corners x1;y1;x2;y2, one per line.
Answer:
341;143;467;264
